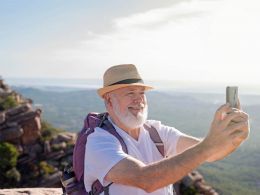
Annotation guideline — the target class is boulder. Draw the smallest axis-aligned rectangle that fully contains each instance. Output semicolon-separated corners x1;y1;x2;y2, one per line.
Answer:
7;110;39;124
44;140;51;154
0;112;5;124
46;150;65;160
39;172;62;187
21;116;41;145
179;171;219;195
6;103;31;117
0;126;23;141
56;132;75;143
0;91;12;98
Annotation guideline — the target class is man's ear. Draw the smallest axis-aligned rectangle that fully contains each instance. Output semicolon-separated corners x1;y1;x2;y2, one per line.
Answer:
104;93;112;108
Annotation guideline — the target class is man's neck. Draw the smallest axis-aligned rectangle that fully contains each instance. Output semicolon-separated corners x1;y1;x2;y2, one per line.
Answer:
109;116;141;141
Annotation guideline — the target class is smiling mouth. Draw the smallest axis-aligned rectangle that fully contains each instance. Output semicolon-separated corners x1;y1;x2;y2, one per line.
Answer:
129;105;144;109
128;106;144;114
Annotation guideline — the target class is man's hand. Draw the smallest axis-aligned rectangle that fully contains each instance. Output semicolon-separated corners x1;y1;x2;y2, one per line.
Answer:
203;103;249;162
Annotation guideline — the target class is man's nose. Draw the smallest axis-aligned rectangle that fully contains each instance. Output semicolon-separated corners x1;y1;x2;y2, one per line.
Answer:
133;94;143;103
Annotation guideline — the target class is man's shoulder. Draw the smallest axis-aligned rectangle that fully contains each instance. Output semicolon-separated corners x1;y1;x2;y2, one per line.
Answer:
145;119;162;127
145;120;181;135
88;126;120;142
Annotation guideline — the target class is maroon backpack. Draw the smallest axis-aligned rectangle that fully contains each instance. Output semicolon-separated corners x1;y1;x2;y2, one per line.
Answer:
61;112;164;195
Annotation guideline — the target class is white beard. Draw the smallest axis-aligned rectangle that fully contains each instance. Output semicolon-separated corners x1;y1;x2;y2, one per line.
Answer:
111;97;148;129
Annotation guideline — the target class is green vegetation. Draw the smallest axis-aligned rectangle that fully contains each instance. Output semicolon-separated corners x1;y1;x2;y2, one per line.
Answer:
5;167;21;182
0;142;20;187
0;95;18;111
39;161;55;176
0;89;73;188
14;87;104;131
180;185;200;195
41;120;64;141
0;142;19;171
199;150;260;195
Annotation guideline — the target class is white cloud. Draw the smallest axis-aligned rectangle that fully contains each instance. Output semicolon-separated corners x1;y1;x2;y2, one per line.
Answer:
51;0;223;79
113;1;220;29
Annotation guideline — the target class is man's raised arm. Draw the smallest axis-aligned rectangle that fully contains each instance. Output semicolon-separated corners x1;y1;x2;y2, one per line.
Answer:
105;104;249;192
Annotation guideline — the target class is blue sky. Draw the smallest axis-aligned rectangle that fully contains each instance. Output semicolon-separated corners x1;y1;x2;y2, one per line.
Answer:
1;0;260;85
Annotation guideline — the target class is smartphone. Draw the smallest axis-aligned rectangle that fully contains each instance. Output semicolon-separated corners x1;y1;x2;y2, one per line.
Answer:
226;86;239;108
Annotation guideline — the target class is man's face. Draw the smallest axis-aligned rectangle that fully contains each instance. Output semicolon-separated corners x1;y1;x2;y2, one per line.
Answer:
107;86;148;129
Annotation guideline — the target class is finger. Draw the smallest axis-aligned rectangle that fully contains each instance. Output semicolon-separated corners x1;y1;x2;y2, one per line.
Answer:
226;120;249;134
227;107;245;113
230;113;249;123
222;111;243;127
229;108;249;119
225;108;240;120
231;116;246;123
240;111;249;119
228;108;240;113
237;98;241;110
215;104;233;120
230;110;248;120
230;129;249;147
230;129;249;140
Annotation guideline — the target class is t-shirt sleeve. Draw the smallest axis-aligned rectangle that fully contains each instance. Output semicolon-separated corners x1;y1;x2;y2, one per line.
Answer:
84;127;129;186
147;120;187;157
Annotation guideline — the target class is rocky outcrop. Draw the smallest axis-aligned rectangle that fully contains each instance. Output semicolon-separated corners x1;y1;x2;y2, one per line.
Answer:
0;188;62;195
15;131;76;187
0;78;76;188
175;171;219;195
0;104;42;145
0;78;38;146
0;77;32;106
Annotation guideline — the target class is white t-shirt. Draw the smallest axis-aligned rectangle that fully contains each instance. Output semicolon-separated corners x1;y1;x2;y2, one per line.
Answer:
84;119;185;195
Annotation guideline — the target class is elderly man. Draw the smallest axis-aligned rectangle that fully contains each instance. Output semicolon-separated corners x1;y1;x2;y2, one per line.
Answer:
84;64;249;195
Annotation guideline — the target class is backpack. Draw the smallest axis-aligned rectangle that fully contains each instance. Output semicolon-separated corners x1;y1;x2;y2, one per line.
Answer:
61;112;164;195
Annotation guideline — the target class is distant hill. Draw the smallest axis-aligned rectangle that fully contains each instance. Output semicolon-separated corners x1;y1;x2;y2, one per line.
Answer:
14;86;260;194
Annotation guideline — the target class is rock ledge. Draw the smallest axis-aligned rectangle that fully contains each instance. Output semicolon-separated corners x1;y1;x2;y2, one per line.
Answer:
0;188;62;195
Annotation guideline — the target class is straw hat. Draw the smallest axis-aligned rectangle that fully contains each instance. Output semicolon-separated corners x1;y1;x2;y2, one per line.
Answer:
97;64;153;98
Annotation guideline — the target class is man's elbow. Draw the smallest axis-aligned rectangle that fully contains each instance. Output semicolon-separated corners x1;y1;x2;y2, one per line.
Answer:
142;185;157;193
105;159;160;192
133;173;159;193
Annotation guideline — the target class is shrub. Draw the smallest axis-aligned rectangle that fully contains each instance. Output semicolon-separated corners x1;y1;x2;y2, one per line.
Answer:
5;167;21;182
41;121;63;141
39;161;55;176
0;142;19;171
180;184;200;195
0;96;18;111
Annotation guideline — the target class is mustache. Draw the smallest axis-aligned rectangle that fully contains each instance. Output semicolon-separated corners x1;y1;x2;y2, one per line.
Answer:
128;104;145;109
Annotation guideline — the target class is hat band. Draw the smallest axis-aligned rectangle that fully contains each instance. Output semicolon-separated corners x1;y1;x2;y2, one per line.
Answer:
108;78;144;86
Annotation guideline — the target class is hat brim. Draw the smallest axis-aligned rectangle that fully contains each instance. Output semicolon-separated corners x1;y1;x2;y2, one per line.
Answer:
97;83;154;98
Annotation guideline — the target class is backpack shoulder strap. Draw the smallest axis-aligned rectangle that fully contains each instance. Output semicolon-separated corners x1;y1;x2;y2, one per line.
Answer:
89;114;128;195
143;123;165;157
101;117;128;154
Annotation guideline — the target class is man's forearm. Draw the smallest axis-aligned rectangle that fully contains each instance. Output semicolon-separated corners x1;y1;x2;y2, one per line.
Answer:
140;141;210;192
106;141;211;192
